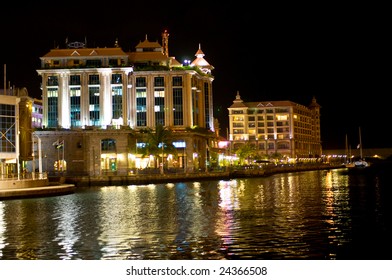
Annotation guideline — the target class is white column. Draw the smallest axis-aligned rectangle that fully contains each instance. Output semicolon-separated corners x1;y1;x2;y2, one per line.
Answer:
60;72;71;128
38;137;43;178
101;70;112;127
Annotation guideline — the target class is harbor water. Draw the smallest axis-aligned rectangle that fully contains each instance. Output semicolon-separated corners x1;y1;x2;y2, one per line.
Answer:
1;168;391;260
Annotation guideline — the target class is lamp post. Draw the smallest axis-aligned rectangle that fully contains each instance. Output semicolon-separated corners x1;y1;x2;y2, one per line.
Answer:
62;140;65;173
184;140;187;173
44;154;47;173
160;142;164;174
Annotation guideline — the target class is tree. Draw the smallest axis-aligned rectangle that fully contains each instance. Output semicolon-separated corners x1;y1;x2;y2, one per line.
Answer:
139;124;177;173
269;152;283;164
234;142;256;165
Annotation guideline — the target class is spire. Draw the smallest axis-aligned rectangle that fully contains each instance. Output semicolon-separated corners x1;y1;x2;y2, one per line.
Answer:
231;91;245;107
190;43;214;74
309;96;321;108
233;91;243;103
236;91;241;100
195;43;205;58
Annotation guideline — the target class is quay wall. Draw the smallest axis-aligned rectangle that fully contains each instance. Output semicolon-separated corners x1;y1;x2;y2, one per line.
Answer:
65;171;231;187
0;178;49;189
65;164;344;187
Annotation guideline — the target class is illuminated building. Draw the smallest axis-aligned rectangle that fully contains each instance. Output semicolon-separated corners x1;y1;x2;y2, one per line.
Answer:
228;91;322;161
0;89;20;177
35;30;216;175
0;86;44;177
31;98;43;128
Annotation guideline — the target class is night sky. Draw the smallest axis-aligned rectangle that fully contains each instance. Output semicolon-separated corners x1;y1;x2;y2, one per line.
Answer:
1;3;388;149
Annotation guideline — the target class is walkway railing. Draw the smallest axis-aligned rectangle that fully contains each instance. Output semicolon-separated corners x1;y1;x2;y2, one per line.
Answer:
0;172;48;181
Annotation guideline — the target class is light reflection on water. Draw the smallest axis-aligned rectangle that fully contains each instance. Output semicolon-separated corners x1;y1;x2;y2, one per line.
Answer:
0;169;391;260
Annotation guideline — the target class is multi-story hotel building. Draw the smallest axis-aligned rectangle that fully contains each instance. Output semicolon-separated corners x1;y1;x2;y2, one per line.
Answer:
35;30;217;175
228;91;322;161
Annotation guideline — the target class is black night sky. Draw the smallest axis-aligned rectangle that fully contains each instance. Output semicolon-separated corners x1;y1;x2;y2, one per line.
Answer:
1;2;388;149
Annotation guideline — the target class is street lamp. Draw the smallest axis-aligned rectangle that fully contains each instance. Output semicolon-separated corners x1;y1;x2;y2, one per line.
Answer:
160;142;164;174
44;154;47;173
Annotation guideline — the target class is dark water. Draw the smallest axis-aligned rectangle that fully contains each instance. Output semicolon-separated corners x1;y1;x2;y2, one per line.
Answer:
1;169;391;260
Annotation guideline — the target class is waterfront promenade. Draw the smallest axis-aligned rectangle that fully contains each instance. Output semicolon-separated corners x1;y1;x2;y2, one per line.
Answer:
0;163;338;199
0;163;353;199
0;173;75;200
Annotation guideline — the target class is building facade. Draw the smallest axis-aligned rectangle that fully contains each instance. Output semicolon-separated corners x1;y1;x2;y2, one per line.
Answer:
0;86;46;178
0;89;20;178
228;91;322;161
32;98;43;128
35;30;217;176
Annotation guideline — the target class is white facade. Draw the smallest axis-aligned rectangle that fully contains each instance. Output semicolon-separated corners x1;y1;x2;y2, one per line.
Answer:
35;32;217;175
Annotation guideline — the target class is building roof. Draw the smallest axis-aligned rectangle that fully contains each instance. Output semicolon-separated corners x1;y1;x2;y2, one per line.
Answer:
229;91;305;109
135;35;162;49
190;44;214;74
41;48;128;58
40;34;203;69
128;35;182;66
245;100;298;107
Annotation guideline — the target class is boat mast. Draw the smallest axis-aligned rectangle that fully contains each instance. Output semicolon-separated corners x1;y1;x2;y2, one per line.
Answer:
345;134;351;163
359;127;363;159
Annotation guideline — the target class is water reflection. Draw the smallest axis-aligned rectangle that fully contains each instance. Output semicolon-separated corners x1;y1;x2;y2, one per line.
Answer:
0;169;391;260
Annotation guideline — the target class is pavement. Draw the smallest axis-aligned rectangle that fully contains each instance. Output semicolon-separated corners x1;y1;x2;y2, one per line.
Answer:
0;184;76;200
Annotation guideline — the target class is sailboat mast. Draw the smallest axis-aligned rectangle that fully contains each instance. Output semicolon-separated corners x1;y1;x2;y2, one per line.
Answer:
359;127;363;159
345;134;349;163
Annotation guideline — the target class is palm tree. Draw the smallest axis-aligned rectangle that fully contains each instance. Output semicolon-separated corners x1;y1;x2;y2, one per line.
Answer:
235;142;255;165
139;124;177;174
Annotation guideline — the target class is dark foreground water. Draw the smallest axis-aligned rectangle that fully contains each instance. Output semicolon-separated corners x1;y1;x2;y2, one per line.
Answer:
1;168;391;260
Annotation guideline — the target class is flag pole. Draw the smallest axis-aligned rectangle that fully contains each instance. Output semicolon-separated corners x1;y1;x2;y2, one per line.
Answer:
57;139;60;174
62;140;65;173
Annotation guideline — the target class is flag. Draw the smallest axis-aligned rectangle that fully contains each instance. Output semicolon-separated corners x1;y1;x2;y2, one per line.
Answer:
57;140;64;148
52;139;64;148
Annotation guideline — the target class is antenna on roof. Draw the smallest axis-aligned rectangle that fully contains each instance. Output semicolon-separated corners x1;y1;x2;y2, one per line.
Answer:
162;29;169;57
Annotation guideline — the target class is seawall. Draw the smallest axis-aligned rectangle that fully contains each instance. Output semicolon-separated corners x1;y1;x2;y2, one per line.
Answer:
64;164;344;187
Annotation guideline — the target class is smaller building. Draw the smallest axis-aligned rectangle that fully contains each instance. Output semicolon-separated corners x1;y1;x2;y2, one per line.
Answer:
0;88;20;178
227;91;322;163
32;99;43;128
